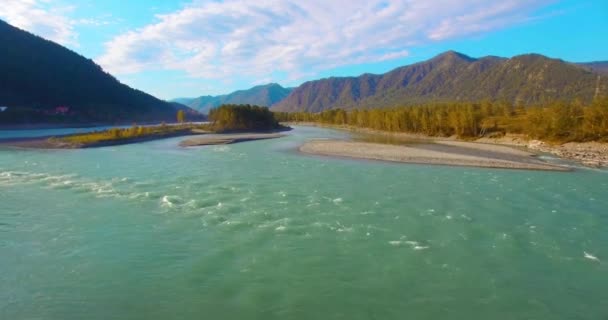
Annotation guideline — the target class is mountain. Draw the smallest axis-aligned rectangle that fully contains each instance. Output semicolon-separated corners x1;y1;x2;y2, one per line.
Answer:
577;61;608;74
273;51;606;112
181;83;292;114
171;98;196;105
0;19;191;124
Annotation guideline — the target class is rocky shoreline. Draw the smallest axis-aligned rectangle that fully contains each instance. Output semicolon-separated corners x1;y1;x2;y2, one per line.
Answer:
476;135;608;168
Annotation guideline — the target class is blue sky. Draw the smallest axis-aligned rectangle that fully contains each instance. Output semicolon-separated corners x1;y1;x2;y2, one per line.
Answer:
1;0;607;99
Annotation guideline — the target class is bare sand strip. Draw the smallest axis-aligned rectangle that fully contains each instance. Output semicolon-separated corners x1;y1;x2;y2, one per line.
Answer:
289;123;608;168
300;139;570;171
180;133;285;147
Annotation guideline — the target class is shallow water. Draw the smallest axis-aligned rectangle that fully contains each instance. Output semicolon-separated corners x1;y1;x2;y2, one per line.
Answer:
0;125;132;139
0;122;208;139
1;126;607;319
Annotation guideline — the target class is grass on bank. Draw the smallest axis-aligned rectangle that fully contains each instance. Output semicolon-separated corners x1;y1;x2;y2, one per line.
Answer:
58;123;200;145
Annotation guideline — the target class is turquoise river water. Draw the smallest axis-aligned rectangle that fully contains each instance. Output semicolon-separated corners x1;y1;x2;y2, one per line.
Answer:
1;126;607;319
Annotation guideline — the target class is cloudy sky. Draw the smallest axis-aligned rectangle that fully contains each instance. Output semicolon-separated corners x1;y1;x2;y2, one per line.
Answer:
1;0;607;99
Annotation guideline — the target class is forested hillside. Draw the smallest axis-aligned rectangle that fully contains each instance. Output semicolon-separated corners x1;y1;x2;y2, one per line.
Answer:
0;19;186;124
273;51;606;112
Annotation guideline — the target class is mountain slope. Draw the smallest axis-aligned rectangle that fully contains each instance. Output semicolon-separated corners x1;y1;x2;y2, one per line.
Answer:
0;19;185;124
273;51;606;112
577;61;608;74
171;98;196;105
184;83;292;114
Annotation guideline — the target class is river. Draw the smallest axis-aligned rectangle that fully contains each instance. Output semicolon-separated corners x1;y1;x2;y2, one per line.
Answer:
1;126;606;319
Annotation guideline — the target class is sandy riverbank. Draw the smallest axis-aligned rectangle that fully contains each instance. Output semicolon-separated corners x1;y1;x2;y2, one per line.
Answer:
300;139;570;171
180;133;285;147
287;123;608;168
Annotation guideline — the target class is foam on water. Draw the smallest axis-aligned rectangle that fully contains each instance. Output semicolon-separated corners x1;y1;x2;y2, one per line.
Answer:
584;251;600;262
0;170;160;202
161;195;174;207
413;245;430;250
212;146;230;152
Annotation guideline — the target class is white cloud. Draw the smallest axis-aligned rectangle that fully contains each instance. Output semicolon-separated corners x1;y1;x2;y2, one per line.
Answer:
427;1;540;40
0;0;77;46
95;0;549;82
75;18;112;27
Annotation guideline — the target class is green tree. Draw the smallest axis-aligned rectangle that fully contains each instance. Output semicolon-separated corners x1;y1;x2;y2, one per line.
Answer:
271;98;608;142
177;110;186;123
209;104;279;131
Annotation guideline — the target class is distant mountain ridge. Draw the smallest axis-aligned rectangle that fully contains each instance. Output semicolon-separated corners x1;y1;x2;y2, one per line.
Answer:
0;19;191;124
178;83;292;114
577;61;608;74
273;51;607;112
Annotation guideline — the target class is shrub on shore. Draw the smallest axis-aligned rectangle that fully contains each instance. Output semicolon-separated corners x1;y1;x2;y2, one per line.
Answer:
60;123;195;145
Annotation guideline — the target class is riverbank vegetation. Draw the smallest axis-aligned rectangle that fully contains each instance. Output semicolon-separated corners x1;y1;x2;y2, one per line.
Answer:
49;104;284;147
274;98;608;143
58;123;197;146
